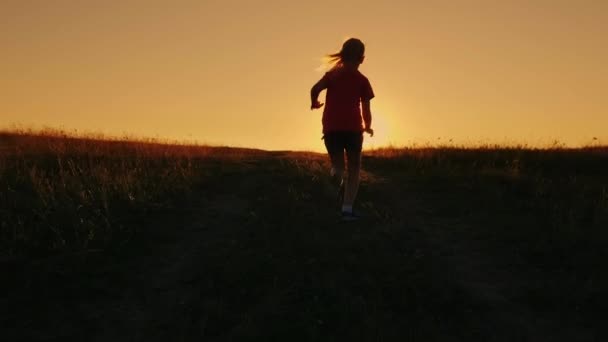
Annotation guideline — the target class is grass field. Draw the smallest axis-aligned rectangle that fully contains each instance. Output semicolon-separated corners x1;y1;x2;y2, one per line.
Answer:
1;130;607;341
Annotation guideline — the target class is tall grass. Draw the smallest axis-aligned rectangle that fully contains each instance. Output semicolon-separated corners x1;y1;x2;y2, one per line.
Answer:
0;129;259;259
367;145;608;251
2;128;607;261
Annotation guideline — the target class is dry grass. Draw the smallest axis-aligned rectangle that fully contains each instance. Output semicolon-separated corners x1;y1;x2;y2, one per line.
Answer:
0;128;266;259
2;129;608;340
368;144;608;255
2;128;607;260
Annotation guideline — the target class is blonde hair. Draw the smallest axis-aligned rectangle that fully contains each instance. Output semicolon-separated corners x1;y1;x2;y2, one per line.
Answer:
326;38;365;70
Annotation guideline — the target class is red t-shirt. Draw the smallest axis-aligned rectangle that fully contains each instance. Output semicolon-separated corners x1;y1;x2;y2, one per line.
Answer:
321;67;375;133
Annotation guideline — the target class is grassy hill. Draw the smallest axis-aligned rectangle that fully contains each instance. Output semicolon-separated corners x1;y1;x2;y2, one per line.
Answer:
1;131;607;341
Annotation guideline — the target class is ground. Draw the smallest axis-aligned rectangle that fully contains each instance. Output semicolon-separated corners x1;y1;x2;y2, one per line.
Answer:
1;149;606;341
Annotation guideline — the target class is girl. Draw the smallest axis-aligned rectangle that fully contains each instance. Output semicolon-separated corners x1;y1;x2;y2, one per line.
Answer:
310;38;375;221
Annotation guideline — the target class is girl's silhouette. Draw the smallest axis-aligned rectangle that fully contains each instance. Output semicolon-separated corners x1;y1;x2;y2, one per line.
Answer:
310;38;375;221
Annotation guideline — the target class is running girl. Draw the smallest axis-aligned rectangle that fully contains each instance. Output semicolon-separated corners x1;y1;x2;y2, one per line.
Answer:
310;38;375;221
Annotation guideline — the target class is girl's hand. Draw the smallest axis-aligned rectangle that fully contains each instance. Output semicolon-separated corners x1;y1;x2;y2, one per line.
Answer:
311;100;324;110
364;127;374;137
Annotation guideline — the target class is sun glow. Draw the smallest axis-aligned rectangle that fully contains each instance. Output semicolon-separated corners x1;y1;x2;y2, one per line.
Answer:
365;109;394;149
1;2;607;150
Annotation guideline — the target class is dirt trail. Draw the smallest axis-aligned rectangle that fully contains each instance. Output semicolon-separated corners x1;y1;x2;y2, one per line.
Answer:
380;175;598;342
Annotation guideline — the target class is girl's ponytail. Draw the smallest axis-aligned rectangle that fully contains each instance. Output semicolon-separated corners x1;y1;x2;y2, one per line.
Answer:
326;38;365;70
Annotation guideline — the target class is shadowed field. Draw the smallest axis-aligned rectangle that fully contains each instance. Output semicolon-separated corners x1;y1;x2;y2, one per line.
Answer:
1;131;607;341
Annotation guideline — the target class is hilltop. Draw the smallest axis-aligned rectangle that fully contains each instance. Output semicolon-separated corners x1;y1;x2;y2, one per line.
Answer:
1;131;607;341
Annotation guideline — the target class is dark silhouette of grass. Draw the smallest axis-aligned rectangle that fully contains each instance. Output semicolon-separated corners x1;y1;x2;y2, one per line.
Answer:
1;130;607;341
0;129;264;259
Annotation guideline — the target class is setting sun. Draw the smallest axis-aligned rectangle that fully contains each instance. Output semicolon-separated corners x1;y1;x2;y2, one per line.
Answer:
365;109;394;148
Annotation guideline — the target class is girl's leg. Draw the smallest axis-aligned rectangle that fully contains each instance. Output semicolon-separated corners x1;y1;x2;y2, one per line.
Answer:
323;133;345;181
343;149;361;207
343;132;363;208
329;152;345;181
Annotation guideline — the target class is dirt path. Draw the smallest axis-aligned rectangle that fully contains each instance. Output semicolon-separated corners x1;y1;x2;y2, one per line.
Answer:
1;155;602;341
372;171;599;342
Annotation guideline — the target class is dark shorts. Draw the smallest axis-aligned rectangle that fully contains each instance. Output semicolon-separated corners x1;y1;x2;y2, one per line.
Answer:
323;131;363;170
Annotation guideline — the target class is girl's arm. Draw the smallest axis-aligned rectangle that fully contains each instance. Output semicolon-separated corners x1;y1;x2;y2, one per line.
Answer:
310;78;327;110
362;99;374;137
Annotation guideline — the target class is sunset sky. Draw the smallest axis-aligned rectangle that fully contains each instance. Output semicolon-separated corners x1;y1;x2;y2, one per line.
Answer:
1;1;607;151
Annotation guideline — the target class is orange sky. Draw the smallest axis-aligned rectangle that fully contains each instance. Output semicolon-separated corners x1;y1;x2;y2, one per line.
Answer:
1;1;607;151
